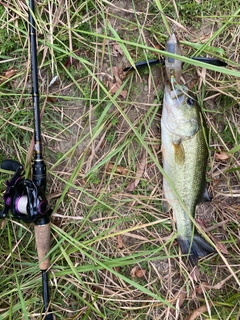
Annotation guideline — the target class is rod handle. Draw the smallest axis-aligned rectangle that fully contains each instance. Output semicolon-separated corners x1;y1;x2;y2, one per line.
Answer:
34;223;51;270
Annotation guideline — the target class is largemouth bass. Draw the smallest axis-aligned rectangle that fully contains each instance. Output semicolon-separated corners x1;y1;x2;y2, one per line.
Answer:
161;82;215;266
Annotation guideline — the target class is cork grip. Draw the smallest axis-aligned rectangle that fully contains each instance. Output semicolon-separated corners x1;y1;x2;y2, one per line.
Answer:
34;223;51;270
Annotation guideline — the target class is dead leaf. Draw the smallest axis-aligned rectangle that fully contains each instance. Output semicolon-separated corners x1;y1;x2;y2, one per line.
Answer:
0;68;17;83
195;273;238;294
215;152;229;161
135;269;146;278
185;305;212;320
4;69;17;79
210;235;229;254
106;163;129;175
174;289;186;308
116;234;123;249
112;66;122;84
51;217;62;228
47;96;58;103
190;266;200;281
107;65;127;98
112;43;123;56
195;281;210;295
130;266;138;278
130;266;146;278
126;153;147;192
108;81;127;99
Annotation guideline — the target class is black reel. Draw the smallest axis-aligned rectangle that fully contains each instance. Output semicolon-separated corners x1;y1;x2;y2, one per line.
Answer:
0;160;51;224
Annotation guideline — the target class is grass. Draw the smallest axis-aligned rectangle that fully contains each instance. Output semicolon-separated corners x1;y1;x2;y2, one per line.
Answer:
0;0;240;319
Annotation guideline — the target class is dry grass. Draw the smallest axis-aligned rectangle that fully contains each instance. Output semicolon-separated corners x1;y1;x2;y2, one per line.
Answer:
0;0;239;319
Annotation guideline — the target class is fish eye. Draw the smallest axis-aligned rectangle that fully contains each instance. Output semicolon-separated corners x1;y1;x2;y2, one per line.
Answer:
187;98;195;106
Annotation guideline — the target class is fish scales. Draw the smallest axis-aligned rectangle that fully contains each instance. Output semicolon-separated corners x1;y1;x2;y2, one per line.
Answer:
161;80;215;266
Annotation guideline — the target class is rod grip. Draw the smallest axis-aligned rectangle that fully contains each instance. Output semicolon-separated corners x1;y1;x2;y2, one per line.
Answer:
34;223;51;270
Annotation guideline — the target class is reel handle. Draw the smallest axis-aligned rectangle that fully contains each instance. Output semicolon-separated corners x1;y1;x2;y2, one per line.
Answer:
1;160;23;172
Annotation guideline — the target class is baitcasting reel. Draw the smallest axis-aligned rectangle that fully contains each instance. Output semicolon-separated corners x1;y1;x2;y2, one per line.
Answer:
0;159;51;225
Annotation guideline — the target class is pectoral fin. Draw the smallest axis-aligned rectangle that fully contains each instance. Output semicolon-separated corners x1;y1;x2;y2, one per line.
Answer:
173;142;185;165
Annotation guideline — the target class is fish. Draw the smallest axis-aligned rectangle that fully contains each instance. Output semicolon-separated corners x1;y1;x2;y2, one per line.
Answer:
161;34;215;266
161;83;215;266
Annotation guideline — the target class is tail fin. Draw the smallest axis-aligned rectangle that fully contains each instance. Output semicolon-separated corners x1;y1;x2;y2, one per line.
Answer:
178;235;216;267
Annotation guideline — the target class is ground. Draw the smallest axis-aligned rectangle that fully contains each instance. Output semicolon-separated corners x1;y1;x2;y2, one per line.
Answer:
0;0;239;319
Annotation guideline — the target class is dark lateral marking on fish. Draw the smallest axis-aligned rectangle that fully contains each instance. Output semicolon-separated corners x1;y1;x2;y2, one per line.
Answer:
178;235;216;267
173;142;185;165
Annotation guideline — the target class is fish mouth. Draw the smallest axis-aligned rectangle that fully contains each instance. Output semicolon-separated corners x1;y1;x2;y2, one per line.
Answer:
164;83;187;107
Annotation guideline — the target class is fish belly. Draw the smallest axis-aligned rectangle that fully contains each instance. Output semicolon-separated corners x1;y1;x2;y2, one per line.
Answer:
161;122;215;265
161;121;207;236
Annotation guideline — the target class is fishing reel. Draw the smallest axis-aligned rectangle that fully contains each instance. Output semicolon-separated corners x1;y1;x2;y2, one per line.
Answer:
0;159;52;225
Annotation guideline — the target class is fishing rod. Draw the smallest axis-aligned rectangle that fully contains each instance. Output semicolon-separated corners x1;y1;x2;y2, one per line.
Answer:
0;0;53;319
123;53;227;72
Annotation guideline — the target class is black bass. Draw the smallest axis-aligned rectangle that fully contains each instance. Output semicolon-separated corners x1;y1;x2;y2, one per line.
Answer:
161;83;215;266
161;33;215;266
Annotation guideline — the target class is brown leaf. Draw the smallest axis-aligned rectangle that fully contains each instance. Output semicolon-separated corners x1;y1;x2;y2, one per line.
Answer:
215;152;229;161
174;289;186;307
116;234;123;249
52;217;62;228
195;274;236;294
190;266;200;281
109;81;127;99
106;65;127;97
195;281;210;295
4;69;17;79
210;235;229;254
130;266;138;278
130;266;146;278
0;68;17;83
185;305;212;320
106;163;129;175
47;96;58;103
135;269;146;278
126;153;147;192
112;43;123;56
112;66;122;84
